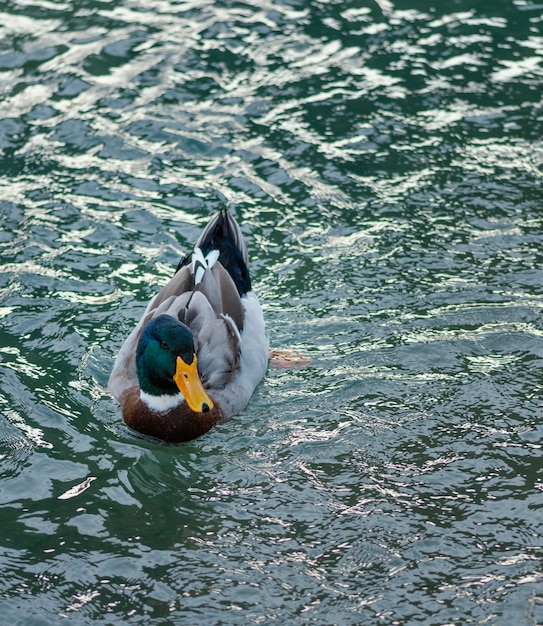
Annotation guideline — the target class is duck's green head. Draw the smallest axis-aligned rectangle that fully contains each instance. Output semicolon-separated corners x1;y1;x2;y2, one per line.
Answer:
136;314;213;413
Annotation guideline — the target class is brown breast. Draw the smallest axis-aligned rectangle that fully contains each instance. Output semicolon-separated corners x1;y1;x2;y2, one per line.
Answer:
120;387;225;443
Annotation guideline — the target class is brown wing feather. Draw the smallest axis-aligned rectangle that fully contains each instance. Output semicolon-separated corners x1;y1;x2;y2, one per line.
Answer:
152;265;194;310
196;315;241;389
195;262;244;331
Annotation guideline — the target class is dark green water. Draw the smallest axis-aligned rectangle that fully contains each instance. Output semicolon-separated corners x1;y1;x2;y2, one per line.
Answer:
1;0;543;624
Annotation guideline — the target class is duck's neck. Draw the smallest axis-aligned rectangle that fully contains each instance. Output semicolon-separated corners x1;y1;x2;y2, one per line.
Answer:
139;390;184;413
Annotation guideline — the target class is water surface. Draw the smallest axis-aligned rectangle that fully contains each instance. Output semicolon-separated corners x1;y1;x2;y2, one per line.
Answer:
1;0;542;624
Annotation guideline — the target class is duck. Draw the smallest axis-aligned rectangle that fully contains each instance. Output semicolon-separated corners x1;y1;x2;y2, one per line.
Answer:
108;209;269;443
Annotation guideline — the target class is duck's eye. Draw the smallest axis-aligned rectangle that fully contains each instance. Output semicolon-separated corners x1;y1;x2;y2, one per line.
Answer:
160;340;168;349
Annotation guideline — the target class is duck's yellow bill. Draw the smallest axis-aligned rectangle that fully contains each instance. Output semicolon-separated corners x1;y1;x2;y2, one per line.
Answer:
173;355;214;413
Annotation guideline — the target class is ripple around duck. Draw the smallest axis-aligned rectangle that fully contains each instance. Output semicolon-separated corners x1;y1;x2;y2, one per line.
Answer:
1;0;543;624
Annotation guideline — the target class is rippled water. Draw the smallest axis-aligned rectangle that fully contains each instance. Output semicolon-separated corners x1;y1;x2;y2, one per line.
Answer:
1;0;543;624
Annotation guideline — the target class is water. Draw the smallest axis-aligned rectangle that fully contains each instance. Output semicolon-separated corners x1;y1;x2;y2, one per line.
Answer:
1;0;542;623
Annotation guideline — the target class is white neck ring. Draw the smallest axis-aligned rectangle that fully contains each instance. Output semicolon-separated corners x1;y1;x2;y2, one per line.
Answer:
140;390;184;413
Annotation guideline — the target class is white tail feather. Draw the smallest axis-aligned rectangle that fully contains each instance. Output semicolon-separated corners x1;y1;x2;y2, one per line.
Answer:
192;247;220;285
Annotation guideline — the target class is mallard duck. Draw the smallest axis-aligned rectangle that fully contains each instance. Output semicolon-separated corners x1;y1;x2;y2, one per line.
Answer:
108;210;269;442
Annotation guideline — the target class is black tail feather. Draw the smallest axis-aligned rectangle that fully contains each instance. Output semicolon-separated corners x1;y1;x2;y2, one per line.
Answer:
176;210;252;296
